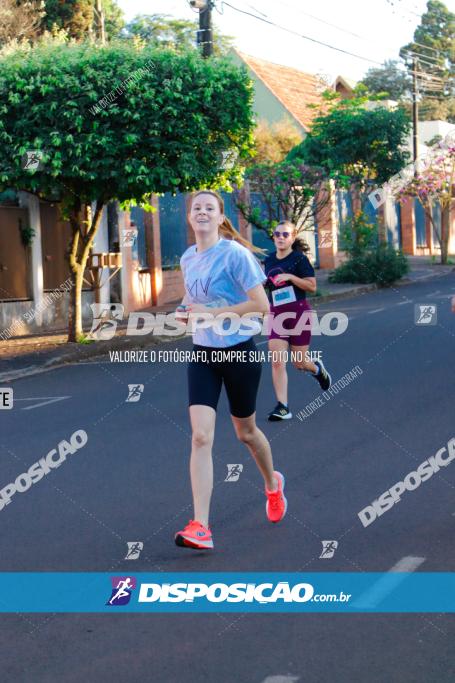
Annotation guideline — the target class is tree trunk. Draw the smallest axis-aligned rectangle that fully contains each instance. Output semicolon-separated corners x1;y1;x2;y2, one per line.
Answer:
67;200;104;342
68;266;83;342
440;204;450;265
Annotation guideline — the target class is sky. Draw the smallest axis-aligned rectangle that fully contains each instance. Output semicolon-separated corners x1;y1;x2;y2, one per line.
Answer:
116;0;455;84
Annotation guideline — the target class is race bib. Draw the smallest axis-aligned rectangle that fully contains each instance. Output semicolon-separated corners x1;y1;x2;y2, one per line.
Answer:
272;285;296;306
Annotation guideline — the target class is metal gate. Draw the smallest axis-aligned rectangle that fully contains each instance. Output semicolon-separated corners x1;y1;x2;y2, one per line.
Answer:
414;199;427;247
0;207;31;300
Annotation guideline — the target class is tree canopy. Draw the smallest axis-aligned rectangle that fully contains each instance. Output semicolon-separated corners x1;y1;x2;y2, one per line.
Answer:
123;13;234;56
360;60;412;101
400;0;455;122
287;95;411;190
0;41;254;339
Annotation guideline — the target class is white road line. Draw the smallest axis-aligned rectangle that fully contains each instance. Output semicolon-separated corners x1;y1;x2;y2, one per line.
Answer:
260;677;300;683
395;301;412;306
368;308;384;314
353;556;425;608
426;291;441;297
15;396;70;410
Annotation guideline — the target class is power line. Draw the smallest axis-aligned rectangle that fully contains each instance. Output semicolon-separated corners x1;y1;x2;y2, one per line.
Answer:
264;0;367;40
401;48;445;66
412;40;445;54
234;0;441;75
221;1;384;66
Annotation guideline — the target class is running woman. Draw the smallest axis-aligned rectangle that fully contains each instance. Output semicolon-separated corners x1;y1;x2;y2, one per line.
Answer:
265;221;332;421
174;191;287;550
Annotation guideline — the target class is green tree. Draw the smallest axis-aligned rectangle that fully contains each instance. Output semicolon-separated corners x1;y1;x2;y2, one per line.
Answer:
360;60;412;100
42;0;94;40
0;41;254;340
400;0;454;119
102;0;125;40
288;95;411;188
42;0;124;41
124;13;234;56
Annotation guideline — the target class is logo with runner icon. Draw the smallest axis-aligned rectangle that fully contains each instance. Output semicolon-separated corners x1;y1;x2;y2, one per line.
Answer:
106;576;137;606
89;304;124;340
225;464;243;482
319;540;338;559
414;304;437;325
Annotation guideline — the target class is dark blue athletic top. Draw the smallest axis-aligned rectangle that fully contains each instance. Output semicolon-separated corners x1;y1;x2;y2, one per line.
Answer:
264;250;315;302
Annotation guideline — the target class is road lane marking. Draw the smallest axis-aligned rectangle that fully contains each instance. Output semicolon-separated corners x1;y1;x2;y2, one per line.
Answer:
368;308;384;314
395;301;412;305
260;677;300;683
15;396;70;410
353;556;425;608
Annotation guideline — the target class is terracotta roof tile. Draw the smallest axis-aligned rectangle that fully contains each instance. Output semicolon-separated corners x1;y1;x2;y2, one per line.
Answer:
236;50;325;131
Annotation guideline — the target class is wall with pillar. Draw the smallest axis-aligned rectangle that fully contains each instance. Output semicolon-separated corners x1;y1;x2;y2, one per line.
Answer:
315;182;339;269
400;199;416;255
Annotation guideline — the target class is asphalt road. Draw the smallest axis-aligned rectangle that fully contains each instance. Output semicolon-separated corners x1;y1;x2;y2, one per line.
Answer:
1;272;455;683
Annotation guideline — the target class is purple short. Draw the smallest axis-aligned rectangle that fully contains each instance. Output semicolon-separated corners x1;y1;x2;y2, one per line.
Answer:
268;299;313;347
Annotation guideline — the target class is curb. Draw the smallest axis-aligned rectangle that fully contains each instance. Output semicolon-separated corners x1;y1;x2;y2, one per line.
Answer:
2;267;453;383
309;283;379;306
0;333;169;383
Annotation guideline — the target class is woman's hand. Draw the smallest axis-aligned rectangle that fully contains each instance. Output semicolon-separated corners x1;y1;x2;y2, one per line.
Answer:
184;303;211;314
272;273;295;285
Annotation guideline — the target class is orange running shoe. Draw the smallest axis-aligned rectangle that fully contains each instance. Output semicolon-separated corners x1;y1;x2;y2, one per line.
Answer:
175;520;214;549
265;471;288;523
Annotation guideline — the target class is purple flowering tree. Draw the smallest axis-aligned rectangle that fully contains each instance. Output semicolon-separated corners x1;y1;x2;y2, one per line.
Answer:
237;160;329;236
396;142;455;264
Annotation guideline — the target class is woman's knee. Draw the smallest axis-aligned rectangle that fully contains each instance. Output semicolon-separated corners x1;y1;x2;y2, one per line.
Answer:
235;424;258;445
272;360;286;371
192;428;214;450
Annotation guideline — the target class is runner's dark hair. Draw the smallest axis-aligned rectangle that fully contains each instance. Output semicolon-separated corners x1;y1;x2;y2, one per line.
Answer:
276;220;310;254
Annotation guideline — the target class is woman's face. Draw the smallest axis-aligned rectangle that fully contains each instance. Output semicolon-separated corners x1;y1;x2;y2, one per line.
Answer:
273;224;294;251
189;193;224;236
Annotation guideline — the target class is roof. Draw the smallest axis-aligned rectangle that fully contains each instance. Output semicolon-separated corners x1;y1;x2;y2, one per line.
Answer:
234;50;325;131
333;75;357;93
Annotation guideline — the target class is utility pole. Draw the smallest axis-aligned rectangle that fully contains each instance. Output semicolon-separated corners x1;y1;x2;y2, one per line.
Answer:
194;0;214;57
412;57;419;170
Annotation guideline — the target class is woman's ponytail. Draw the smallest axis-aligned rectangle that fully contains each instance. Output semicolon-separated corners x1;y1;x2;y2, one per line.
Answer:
219;216;266;255
277;220;310;254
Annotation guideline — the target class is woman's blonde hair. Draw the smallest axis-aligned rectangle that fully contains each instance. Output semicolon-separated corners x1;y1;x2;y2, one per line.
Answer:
276;220;310;254
188;190;265;255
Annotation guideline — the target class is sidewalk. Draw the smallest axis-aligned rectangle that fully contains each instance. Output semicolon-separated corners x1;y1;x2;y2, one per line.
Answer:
1;257;453;382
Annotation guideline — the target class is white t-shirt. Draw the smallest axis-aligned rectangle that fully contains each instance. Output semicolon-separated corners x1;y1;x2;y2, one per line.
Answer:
180;238;266;348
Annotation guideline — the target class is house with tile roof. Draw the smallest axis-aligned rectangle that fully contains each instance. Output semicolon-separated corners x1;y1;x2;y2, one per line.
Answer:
229;49;326;135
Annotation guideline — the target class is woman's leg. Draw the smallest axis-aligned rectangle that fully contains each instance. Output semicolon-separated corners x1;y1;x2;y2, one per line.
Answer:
231;413;277;491
290;344;317;374
189;404;217;527
224;340;287;521
268;338;290;405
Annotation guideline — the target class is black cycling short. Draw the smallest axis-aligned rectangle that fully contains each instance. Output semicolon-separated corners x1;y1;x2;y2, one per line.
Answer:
187;337;262;418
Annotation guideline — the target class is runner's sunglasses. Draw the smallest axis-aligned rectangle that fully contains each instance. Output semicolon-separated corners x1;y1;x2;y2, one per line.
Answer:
272;230;291;238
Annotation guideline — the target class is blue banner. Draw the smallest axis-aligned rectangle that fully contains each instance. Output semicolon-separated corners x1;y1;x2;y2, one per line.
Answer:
0;572;454;613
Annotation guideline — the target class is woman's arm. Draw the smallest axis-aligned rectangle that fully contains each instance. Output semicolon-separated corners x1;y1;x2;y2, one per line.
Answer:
273;272;317;294
289;274;317;294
